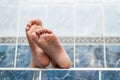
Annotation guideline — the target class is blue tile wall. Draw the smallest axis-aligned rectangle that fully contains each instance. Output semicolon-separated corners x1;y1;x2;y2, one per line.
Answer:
16;45;31;67
0;70;39;80
42;70;99;80
106;45;120;67
0;45;15;67
16;45;74;68
76;45;104;67
0;0;120;80
102;71;120;80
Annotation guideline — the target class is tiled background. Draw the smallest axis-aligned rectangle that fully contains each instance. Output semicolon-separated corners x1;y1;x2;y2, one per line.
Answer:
0;0;120;80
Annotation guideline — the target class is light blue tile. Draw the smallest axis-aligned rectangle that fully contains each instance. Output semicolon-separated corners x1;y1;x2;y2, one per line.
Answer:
76;45;104;67
104;4;120;36
0;7;18;36
63;45;74;67
19;6;47;36
76;0;101;3
16;45;31;67
47;0;75;3
106;45;120;67
76;5;103;36
42;70;99;80
0;45;15;67
0;70;39;80
21;0;47;4
0;0;19;5
102;71;120;80
47;5;74;36
104;0;120;3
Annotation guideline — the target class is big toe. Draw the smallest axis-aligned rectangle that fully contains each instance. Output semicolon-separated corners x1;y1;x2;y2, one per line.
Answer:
32;32;39;42
30;19;42;26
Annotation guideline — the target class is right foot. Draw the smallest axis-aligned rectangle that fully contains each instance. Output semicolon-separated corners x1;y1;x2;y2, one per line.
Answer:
32;28;71;69
25;19;50;68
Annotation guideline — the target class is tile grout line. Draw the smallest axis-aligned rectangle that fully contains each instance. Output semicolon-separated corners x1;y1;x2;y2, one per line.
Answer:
39;71;42;80
14;0;21;68
102;0;107;68
73;2;77;68
99;70;102;80
0;68;119;70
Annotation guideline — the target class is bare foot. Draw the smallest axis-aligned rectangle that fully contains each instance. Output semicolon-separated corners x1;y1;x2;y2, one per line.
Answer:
32;28;71;69
25;19;50;68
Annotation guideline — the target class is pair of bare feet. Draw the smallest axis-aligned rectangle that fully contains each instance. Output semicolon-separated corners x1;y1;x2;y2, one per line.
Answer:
26;19;71;69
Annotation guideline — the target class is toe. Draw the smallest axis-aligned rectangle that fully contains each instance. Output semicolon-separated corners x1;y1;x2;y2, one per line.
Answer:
25;26;30;32
32;32;39;42
27;22;32;27
39;28;52;34
34;18;42;26
30;19;42;26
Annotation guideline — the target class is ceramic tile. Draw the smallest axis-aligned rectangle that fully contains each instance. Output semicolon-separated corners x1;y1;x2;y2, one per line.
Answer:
106;45;120;67
0;7;18;36
0;70;39;80
102;71;120;80
19;6;47;36
104;0;120;3
76;5;103;36
16;45;31;67
104;4;120;36
47;5;74;36
47;0;75;3
42;70;99;80
0;0;19;5
0;45;15;67
76;0;101;3
21;0;47;4
76;45;104;67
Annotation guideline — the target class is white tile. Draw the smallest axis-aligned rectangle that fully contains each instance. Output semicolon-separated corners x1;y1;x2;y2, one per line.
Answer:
76;0;101;3
0;0;19;5
19;6;47;36
21;0;47;4
104;4;120;36
76;5;103;36
0;7;18;36
47;5;74;36
104;0;120;3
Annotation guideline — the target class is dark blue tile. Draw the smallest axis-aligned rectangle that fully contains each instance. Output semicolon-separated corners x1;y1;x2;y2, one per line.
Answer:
16;45;31;67
63;45;74;67
102;71;120;80
76;45;104;67
106;45;120;67
41;70;99;80
0;45;15;67
0;70;39;80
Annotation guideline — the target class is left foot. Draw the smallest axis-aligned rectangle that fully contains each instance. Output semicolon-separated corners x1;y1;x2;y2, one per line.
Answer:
26;19;50;68
32;28;71;69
